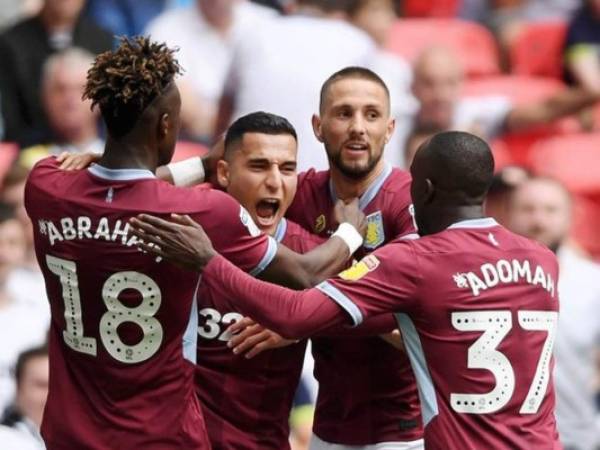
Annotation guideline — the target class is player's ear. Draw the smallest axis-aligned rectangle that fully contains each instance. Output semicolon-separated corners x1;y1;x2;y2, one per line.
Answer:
385;117;395;144
312;114;324;143
216;159;230;189
424;178;435;204
158;113;170;139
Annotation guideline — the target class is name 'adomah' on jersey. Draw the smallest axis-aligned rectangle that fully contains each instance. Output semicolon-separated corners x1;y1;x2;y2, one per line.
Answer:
286;163;423;444
196;218;324;450
24;158;277;450
318;219;561;450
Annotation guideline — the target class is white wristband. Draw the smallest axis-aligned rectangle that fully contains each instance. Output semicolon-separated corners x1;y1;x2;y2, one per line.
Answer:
332;222;363;255
167;156;205;187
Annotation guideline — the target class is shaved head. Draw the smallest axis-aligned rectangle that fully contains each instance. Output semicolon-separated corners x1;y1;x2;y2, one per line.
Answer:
413;47;463;80
412;47;464;131
410;131;494;235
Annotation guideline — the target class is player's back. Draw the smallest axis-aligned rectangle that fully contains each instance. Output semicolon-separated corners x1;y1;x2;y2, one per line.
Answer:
196;219;323;450
397;219;561;449
25;158;237;449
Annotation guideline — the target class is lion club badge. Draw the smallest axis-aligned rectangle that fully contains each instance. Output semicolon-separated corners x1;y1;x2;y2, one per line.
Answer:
314;214;326;233
364;211;385;249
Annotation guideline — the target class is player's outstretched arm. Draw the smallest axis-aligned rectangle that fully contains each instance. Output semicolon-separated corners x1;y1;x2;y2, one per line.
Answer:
131;216;352;338
129;200;366;290
258;198;366;288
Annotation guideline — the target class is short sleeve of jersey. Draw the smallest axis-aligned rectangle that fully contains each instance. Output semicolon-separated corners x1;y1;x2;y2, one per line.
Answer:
192;190;276;276
316;240;421;326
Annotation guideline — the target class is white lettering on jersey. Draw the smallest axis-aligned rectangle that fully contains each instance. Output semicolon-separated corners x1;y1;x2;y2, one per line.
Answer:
454;259;555;298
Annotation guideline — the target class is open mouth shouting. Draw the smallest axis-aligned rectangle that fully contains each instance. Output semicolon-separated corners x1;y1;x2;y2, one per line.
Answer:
254;198;281;228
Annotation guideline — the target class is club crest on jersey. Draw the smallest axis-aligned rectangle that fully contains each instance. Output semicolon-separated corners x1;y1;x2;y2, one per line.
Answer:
314;214;326;233
364;211;385;249
339;254;380;281
239;207;261;237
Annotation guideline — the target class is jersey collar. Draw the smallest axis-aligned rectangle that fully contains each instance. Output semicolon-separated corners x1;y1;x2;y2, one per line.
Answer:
88;163;156;181
447;217;499;229
273;218;288;243
328;162;393;211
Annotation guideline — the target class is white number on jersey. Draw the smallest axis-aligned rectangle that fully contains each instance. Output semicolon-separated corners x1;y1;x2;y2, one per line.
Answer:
450;309;558;415
198;308;243;341
47;255;164;364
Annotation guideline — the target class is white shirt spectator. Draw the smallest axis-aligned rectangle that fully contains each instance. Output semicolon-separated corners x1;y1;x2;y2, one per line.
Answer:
554;245;600;450
398;95;512;163
225;15;376;172
145;1;274;113
0;302;48;414
369;51;417;169
0;424;41;450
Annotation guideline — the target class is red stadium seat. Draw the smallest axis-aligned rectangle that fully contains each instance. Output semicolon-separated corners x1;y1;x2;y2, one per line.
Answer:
402;0;460;18
509;21;567;79
463;76;581;166
529;133;600;194
386;18;500;77
571;194;600;260
171;140;209;162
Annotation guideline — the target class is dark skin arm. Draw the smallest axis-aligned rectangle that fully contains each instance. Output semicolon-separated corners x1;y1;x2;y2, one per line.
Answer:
129;200;366;290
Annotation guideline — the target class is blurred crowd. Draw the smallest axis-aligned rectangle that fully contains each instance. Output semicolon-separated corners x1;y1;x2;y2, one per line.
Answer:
0;0;599;449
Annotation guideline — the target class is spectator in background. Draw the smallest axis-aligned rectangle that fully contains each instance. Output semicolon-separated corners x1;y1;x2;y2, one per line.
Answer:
347;0;416;168
0;345;48;450
564;0;600;91
0;0;112;147
0;204;49;415
145;0;275;141
0;0;41;31
218;0;378;172
508;177;600;450
403;47;600;166
84;0;170;37
19;48;102;167
484;165;529;226
1;165;38;272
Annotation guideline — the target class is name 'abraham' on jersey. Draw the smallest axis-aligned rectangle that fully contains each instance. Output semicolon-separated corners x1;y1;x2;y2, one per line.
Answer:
25;158;275;449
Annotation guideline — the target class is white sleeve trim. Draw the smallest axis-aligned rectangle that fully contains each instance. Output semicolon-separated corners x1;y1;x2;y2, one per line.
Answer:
249;236;277;277
316;281;364;327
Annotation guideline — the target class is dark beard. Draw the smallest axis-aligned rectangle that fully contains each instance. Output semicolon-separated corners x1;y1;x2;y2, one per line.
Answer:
326;144;383;180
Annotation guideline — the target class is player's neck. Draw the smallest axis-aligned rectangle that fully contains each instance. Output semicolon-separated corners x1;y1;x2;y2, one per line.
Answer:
329;160;385;201
424;205;486;236
99;138;158;172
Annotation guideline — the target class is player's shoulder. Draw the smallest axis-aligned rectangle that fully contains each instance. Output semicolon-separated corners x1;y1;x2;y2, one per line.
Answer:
298;168;330;190
384;167;411;190
281;219;325;253
26;156;61;187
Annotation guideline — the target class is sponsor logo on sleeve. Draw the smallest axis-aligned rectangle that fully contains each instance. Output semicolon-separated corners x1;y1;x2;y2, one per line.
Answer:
239;207;261;237
339;254;380;281
364;210;385;249
314;214;326;233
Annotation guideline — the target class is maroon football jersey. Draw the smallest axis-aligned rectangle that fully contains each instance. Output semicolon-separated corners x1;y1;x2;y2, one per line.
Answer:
319;218;561;449
25;158;276;450
196;218;324;450
286;164;423;444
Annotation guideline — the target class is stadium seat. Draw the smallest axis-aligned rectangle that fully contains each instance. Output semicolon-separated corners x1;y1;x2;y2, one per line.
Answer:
529;133;600;194
508;21;567;79
463;76;581;166
402;0;459;18
386;18;500;77
571;193;600;260
171;140;209;162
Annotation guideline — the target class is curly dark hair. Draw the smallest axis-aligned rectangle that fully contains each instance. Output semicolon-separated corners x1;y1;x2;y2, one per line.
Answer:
83;36;182;138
